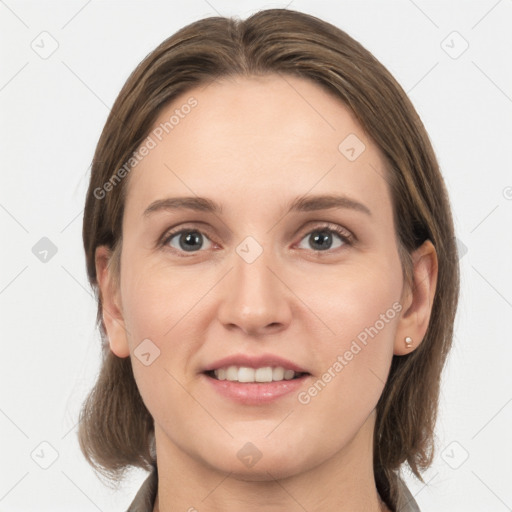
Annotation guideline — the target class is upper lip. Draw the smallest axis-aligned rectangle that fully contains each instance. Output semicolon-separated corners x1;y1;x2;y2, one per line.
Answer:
203;354;309;374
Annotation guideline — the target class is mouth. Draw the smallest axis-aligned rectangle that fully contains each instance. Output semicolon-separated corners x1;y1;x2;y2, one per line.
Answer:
204;366;310;383
202;366;311;404
201;354;311;403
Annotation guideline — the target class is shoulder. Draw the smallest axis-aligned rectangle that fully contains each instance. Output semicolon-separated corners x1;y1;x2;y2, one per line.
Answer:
126;465;158;512
396;474;421;512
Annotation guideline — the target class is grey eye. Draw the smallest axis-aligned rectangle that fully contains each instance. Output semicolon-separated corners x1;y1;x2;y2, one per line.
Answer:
297;229;346;251
166;230;213;252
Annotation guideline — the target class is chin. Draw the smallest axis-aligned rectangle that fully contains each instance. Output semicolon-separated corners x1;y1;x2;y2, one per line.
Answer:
201;442;314;482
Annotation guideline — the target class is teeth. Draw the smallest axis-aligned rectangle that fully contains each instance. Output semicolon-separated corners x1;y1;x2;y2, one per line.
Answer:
284;369;295;380
272;367;284;381
255;367;273;382
213;365;302;383
238;367;255;382
226;366;238;380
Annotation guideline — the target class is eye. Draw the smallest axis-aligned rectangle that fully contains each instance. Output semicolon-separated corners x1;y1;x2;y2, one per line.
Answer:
296;224;353;252
162;228;214;254
160;223;354;256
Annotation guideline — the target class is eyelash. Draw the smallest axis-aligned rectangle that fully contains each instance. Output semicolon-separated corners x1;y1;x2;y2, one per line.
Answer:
159;223;355;257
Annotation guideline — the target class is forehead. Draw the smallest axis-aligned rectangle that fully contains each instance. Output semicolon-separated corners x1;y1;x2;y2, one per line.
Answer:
124;74;392;221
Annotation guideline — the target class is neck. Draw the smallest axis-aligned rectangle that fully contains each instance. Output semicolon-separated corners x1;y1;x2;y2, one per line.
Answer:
152;410;389;512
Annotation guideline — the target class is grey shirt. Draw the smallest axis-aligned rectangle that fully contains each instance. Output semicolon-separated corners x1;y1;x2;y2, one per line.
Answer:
126;465;420;512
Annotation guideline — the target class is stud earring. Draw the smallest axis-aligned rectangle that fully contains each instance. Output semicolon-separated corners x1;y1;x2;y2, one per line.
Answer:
404;336;413;349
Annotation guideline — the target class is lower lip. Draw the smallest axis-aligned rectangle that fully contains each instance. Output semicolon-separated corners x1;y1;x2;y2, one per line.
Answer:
202;373;310;405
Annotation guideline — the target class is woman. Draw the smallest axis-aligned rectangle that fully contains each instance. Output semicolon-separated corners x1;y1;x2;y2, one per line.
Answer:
79;8;459;512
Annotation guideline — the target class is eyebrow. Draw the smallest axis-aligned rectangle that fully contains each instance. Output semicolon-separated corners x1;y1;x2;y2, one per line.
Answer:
143;193;372;218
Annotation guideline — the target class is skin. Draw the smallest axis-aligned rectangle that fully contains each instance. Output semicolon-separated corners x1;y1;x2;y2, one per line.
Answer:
96;74;437;512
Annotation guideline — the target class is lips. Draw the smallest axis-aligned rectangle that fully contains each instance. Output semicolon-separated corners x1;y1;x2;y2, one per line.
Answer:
201;354;311;404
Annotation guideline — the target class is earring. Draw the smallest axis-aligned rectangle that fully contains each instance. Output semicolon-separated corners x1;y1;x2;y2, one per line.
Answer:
404;336;413;349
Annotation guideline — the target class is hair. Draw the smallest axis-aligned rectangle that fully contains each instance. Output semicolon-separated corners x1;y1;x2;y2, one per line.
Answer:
79;8;459;510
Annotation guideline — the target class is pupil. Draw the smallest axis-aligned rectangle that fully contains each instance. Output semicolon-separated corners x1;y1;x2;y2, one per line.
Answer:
180;231;202;251
311;231;332;250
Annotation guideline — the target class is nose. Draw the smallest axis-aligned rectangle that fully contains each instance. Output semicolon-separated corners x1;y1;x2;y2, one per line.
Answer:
216;247;292;336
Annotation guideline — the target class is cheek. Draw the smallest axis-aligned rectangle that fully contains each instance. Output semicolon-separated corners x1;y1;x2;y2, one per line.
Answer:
120;266;199;428
121;256;203;342
119;259;208;390
294;258;402;406
299;258;402;345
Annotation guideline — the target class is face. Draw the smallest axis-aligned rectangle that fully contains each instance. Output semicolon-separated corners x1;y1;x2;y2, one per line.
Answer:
100;74;423;480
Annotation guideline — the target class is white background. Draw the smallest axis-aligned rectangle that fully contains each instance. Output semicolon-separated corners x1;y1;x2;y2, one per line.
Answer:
1;1;511;511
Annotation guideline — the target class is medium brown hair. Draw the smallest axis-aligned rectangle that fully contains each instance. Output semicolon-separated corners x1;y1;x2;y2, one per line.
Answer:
79;8;459;509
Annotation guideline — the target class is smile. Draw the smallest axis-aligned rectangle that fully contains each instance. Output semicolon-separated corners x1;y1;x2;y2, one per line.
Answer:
207;366;307;383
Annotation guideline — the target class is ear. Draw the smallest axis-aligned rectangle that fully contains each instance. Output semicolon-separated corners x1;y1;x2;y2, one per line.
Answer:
394;240;438;355
95;245;130;358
